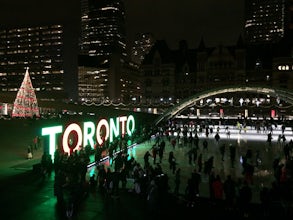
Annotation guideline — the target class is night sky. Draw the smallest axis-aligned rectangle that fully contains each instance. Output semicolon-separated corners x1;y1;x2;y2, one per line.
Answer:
0;0;244;49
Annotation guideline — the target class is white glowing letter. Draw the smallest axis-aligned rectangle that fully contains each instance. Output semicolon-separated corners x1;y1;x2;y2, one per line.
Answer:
62;123;82;154
41;126;63;162
119;116;127;137
110;117;119;142
96;119;109;145
127;115;135;136
83;121;95;148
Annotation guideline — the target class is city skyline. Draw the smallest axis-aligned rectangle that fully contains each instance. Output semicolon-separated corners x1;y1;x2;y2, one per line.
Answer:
0;0;244;49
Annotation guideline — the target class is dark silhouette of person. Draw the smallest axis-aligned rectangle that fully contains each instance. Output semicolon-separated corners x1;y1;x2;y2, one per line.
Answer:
223;175;236;210
197;153;203;173
229;144;236;168
168;151;177;174
204;156;214;175
144;151;152;168
219;143;225;161
214;132;220;144
158;140;165;163
238;180;252;218
174;168;181;195
203;139;208;151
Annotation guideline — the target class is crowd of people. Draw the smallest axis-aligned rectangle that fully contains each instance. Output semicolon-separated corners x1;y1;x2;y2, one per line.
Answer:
36;117;293;218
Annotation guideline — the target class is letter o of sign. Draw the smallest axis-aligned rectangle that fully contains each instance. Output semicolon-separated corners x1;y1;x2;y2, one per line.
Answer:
96;119;109;145
62;123;83;154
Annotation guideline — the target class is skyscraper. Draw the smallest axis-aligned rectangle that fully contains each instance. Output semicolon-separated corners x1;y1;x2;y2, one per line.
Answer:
245;0;293;45
78;0;140;103
79;0;127;58
244;0;293;80
244;0;285;44
0;25;67;101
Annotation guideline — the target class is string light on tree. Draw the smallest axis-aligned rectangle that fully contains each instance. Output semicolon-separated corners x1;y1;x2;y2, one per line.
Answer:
12;67;40;118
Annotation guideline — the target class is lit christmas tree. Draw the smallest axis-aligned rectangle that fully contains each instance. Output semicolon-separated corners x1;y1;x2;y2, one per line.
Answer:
12;68;40;118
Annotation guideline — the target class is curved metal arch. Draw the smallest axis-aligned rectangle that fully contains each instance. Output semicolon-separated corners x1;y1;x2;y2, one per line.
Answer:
154;86;293;125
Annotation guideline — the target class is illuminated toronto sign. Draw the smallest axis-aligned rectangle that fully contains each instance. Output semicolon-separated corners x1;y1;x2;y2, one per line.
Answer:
41;115;135;161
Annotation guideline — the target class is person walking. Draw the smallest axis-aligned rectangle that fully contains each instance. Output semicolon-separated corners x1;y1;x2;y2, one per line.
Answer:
185;169;201;207
168;151;177;174
171;138;176;150
214;132;220;145
238;180;252;218
27;145;33;159
229;143;236;168
187;148;193;165
219;143;226;161
203;139;208;151
204;156;214;175
151;144;158;164
143;151;152;169
223;175;236;210
33;136;39;151
158;140;165;163
174;168;181;196
146;179;159;217
192;147;198;165
191;168;201;198
267;132;272;147
197;153;203;173
211;174;224;202
194;132;199;149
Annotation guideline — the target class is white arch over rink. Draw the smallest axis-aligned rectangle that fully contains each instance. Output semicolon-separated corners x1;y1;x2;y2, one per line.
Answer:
154;86;293;126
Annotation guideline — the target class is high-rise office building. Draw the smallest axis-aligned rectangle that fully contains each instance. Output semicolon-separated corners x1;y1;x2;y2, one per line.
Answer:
80;0;127;58
244;0;293;81
245;0;285;44
0;25;67;101
78;0;141;103
245;0;293;45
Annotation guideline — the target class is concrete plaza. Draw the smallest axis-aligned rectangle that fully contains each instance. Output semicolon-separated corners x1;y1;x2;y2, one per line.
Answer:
0;119;293;219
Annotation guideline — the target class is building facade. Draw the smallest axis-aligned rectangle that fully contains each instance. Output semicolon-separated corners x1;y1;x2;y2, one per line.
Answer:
196;37;246;91
173;40;197;100
139;38;247;111
80;0;127;58
0;24;68;102
272;57;293;90
78;54;142;104
245;0;285;44
140;40;176;105
78;0;141;103
244;0;293;89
